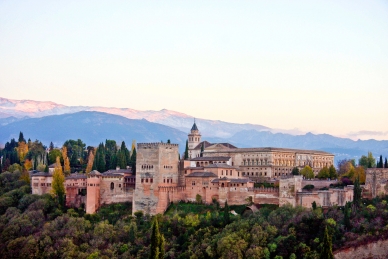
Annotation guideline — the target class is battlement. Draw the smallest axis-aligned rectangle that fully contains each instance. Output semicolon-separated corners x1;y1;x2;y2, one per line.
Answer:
137;142;179;148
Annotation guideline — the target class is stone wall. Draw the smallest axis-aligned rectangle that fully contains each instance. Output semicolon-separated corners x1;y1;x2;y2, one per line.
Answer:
301;179;337;190
133;143;179;215
99;176;133;205
334;239;388;259
364;168;388;198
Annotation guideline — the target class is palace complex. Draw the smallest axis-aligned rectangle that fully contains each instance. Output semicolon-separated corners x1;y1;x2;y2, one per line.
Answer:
31;122;355;215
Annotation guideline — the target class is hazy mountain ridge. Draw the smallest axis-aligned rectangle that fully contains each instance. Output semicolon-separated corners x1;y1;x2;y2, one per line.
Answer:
0;97;270;138
0;111;187;151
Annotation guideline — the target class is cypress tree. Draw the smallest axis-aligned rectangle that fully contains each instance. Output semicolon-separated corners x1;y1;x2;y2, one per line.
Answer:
385;158;388;168
184;140;189;159
149;217;165;259
44;164;49;173
131;148;136;174
18;132;26;143
353;177;362;209
320;226;334;259
223;200;230;225
343;202;351;230
379;155;383;168
200;143;204;157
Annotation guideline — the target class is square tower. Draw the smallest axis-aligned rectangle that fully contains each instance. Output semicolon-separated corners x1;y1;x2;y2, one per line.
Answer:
133;142;179;215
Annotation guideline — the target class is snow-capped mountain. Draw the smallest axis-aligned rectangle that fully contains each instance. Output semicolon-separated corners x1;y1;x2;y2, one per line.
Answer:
0;97;270;138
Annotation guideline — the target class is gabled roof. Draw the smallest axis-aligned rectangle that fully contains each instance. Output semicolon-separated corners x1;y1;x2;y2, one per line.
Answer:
186;172;217;178
31;171;52;177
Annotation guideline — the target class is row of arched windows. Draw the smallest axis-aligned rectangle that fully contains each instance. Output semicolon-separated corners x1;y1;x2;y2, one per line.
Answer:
142;164;154;169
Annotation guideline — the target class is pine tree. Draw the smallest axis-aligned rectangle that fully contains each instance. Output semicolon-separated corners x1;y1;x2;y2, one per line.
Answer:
184;140;189;159
52;156;65;208
320;226;334;259
149;217;165;259
223;200;230;225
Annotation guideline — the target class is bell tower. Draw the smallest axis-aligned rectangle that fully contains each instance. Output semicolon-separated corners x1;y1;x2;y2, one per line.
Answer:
188;119;201;158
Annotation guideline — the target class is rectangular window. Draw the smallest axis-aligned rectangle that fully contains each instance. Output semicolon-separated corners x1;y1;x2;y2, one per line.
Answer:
192;181;196;186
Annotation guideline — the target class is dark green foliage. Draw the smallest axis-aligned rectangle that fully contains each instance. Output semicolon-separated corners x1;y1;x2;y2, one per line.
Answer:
223;200;230;225
49;141;54;151
353;177;362;209
343;202;351;230
18;131;26;143
150;217;165;259
131;148;137;173
184;140;189;159
320;226;333;259
385;157;388;168
291;167;299;175
312;201;317;210
303;184;315;191
200;143;204;157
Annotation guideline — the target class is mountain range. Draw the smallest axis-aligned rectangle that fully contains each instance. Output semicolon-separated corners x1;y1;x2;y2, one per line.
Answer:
0;97;387;163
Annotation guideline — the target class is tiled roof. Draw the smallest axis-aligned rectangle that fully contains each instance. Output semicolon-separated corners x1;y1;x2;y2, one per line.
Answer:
205;163;236;169
66;173;87;179
211;178;253;183
186;172;217;178
184;166;204;170
206;147;333;155
191;122;198;131
191;156;230;161
193;141;212;150
31;171;52;177
103;169;132;174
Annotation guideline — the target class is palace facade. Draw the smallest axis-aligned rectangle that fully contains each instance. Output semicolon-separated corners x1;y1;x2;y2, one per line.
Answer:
31;122;351;215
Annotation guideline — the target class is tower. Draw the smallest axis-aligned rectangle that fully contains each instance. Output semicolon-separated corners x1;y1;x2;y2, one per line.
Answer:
133;142;180;215
188;120;201;158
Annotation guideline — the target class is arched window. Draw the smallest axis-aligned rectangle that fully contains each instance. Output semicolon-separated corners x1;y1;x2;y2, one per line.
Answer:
110;182;114;190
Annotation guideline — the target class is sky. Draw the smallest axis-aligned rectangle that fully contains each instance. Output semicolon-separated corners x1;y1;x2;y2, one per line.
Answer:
0;1;387;140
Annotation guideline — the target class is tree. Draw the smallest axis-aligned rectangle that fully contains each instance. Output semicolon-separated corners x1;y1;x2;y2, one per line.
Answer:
337;159;355;176
343;202;351;230
353;177;362;209
86;150;94;174
312;201;317;210
291;167;299;175
378;155;383;168
385;158;388;168
48;149;62;165
317;167;329;179
167;139;171;144
184;140;189;160
300;165;314;179
52;156;65;208
18;131;26;143
16;141;29;163
131;147;136;174
358;152;375;168
328;165;337;179
24;159;32;171
320;226;333;259
49;141;54;151
149;217;165;259
200;143;204;157
223;201;230;225
64;157;71;176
